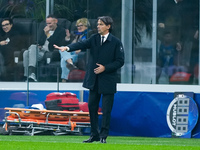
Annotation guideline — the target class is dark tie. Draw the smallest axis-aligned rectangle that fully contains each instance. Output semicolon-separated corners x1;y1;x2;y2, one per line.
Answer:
101;36;105;45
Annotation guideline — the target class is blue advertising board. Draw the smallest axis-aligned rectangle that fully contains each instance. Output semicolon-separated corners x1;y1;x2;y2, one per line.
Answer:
166;92;199;138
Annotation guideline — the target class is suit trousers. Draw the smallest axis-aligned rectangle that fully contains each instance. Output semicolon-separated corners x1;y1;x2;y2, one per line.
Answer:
88;89;114;139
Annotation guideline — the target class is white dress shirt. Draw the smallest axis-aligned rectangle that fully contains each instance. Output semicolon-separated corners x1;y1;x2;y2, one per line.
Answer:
101;33;109;43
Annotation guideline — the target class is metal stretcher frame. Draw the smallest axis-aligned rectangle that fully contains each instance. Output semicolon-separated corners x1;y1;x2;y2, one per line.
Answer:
3;107;102;136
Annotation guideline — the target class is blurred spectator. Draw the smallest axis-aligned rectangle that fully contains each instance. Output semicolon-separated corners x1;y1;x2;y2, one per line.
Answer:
0;18;23;81
157;31;179;83
190;30;199;84
61;18;91;82
23;14;76;82
157;0;199;84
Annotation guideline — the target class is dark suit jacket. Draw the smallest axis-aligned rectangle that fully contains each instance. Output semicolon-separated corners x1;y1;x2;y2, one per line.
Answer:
38;25;66;51
68;33;124;94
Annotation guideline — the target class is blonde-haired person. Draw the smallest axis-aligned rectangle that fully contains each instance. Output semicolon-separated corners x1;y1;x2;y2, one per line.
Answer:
76;18;90;27
61;18;91;82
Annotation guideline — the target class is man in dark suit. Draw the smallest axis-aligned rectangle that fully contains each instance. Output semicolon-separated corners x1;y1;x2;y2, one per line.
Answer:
54;16;124;143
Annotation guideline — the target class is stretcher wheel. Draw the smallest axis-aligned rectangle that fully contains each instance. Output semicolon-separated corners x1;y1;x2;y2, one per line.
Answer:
0;126;9;135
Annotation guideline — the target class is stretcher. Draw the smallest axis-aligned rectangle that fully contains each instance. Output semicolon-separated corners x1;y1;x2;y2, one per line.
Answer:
2;107;102;136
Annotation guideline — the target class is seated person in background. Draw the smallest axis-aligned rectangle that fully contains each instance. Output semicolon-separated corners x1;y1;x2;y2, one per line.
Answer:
156;31;181;83
0;18;23;81
190;30;199;84
23;14;76;82
61;18;91;82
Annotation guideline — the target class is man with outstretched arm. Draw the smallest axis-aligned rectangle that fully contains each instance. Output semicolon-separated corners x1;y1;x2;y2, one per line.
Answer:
54;16;124;143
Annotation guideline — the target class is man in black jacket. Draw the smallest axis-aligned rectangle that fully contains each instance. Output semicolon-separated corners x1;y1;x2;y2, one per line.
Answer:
23;14;75;81
54;16;124;143
0;18;23;81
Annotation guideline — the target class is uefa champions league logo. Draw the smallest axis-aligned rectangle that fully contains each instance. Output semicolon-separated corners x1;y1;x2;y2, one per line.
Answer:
166;94;199;137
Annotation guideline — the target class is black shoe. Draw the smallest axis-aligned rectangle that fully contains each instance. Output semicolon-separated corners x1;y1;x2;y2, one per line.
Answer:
100;138;107;143
83;136;100;143
66;63;77;71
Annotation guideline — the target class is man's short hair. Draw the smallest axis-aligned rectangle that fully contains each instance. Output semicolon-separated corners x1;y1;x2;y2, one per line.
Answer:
46;14;57;19
97;16;113;32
